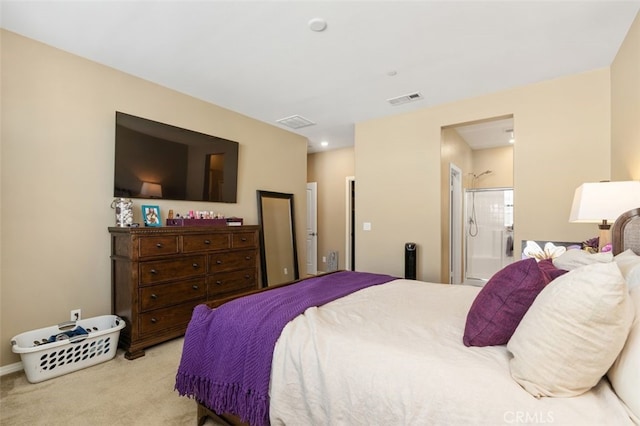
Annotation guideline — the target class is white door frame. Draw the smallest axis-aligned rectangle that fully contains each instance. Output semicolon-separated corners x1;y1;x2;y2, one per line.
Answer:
306;182;318;275
345;176;355;271
449;164;463;284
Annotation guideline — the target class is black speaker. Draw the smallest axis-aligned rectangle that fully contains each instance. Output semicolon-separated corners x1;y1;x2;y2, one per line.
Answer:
405;242;417;280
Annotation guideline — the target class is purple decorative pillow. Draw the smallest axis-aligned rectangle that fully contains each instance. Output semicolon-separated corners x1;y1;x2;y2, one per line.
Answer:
463;258;548;347
537;258;568;282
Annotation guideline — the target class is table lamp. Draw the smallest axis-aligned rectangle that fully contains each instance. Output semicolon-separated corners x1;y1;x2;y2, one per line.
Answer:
569;180;640;251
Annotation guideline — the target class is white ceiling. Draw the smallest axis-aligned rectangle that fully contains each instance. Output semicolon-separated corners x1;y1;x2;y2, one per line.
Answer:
2;1;638;153
454;117;515;150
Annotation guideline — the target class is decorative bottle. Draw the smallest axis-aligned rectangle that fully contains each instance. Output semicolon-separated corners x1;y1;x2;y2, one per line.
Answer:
111;198;133;227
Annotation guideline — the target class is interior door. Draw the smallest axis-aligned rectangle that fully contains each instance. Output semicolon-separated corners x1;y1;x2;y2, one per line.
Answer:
306;182;318;275
345;176;355;270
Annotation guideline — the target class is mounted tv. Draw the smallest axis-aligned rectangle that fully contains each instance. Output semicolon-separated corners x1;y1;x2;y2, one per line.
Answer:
114;112;239;203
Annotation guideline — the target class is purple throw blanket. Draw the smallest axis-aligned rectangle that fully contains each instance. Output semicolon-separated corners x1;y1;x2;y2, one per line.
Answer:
175;271;397;426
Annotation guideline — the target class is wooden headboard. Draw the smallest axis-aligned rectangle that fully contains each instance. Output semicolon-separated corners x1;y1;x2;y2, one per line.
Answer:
613;208;640;255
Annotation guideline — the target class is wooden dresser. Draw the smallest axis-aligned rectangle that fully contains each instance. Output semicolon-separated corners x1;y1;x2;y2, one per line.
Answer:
109;225;260;359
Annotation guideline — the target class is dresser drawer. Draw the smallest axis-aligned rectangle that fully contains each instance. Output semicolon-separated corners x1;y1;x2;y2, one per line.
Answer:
183;233;230;252
139;278;206;312
231;232;257;249
138;300;202;336
208;269;256;296
139;255;205;284
209;249;257;273
138;236;179;258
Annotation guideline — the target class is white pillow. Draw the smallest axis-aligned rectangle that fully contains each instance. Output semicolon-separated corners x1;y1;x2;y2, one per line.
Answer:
508;262;634;398
552;248;613;270
614;249;640;290
607;286;640;420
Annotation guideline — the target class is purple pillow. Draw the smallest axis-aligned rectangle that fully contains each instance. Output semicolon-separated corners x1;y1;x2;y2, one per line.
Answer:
537;258;568;282
463;258;548;347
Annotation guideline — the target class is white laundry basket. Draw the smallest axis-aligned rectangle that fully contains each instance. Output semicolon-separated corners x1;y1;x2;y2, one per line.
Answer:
11;315;124;383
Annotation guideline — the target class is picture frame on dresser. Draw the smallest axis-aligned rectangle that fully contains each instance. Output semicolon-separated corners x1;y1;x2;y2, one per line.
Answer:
142;205;161;227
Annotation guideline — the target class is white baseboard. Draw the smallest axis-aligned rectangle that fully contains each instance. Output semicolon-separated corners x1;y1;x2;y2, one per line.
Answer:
0;361;23;376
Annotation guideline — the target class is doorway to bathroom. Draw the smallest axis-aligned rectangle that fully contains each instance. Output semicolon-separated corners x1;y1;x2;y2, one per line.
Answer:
442;115;515;285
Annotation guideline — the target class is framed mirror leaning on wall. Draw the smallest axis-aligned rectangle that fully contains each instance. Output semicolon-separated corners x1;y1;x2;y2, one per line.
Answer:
257;190;300;286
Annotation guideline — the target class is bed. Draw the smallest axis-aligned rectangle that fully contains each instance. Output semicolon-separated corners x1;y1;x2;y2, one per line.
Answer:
176;208;640;426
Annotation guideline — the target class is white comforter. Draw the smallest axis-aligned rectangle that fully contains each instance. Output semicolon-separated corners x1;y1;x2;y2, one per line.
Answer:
269;279;633;425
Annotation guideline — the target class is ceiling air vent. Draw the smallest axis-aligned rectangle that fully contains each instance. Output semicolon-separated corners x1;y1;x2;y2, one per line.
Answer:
276;115;316;129
387;92;424;106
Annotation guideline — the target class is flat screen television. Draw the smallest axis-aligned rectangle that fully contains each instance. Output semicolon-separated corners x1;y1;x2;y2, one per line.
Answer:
114;112;239;203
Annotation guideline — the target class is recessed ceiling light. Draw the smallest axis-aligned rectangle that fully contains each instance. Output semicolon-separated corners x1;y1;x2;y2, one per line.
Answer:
309;18;327;32
321;141;329;147
505;128;515;144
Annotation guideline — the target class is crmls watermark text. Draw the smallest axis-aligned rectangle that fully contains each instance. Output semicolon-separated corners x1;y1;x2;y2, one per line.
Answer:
504;411;554;424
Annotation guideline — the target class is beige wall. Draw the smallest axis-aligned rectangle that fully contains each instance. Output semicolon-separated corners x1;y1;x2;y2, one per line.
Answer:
472;146;514;189
611;11;640;181
356;68;611;282
0;31;308;367
439;128;473;282
307;148;355;272
440;129;474;186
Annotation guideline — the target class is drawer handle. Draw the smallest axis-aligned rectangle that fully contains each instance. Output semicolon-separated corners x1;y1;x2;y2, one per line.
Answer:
245;275;250;279
216;260;222;265
156;243;163;248
150;293;158;300
245;256;251;260
204;239;211;245
240;237;247;242
150;269;158;275
192;263;199;268
216;280;222;286
192;285;199;290
151;318;158;324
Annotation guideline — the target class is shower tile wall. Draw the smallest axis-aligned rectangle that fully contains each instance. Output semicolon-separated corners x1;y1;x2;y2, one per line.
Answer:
465;189;514;284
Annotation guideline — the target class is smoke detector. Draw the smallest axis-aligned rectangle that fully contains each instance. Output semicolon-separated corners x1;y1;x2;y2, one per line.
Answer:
387;92;424;106
309;18;327;32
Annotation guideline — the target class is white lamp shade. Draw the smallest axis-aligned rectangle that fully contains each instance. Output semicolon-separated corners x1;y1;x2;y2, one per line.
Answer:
569;181;640;223
140;182;163;198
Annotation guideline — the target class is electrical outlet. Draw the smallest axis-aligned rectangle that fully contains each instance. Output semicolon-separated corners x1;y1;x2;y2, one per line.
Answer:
284;267;288;275
322;256;327;263
71;309;81;321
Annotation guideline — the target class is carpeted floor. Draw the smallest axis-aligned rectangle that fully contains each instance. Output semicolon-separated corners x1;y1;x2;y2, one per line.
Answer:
0;337;221;425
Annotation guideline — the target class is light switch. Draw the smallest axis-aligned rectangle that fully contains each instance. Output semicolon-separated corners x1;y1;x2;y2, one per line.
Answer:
363;222;372;231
